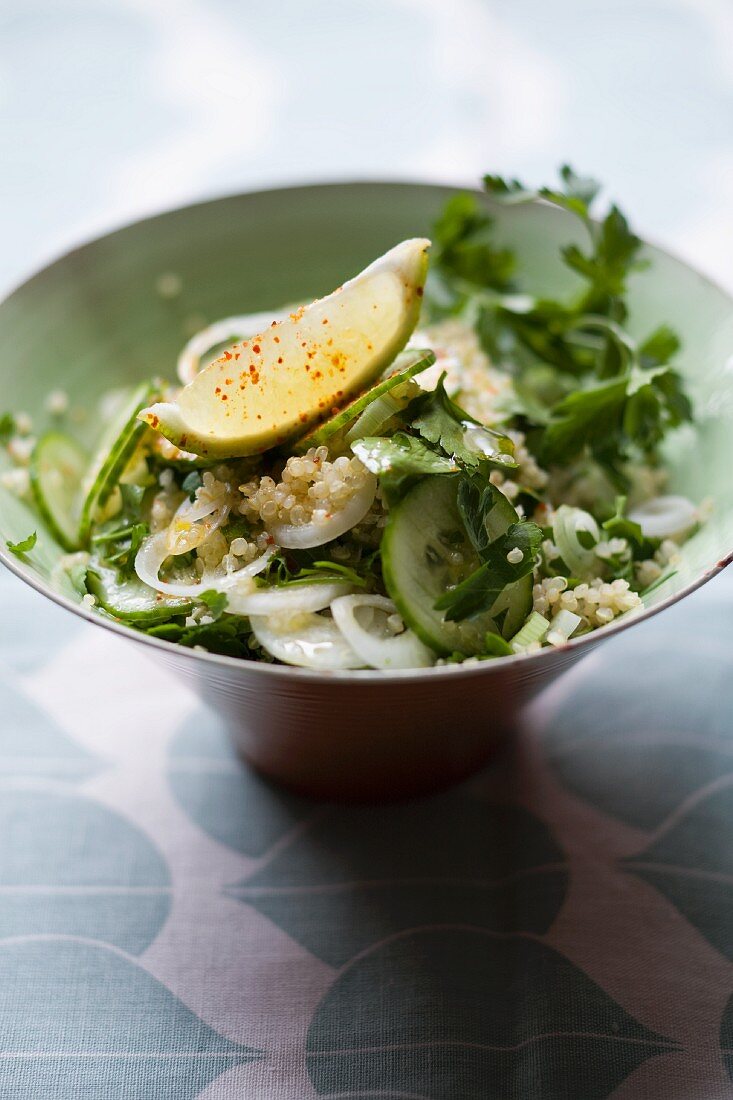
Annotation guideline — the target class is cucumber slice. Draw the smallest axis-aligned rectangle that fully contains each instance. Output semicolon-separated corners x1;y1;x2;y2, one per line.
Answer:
291;348;435;455
86;561;195;624
382;476;491;655
29;432;87;551
78;381;156;544
382;475;532;655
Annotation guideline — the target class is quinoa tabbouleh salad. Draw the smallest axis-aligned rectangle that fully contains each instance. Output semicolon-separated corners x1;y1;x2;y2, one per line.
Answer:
1;169;707;670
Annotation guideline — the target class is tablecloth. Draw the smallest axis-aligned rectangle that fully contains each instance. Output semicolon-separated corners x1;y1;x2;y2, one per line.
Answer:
3;1;733;1097
3;562;733;1099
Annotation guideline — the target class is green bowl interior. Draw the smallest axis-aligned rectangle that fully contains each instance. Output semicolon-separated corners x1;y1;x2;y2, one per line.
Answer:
1;182;732;622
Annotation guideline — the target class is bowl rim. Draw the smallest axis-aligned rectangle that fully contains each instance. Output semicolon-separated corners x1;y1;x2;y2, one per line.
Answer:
1;178;732;684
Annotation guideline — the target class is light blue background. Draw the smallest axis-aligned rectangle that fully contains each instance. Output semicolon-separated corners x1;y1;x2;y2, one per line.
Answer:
2;0;732;296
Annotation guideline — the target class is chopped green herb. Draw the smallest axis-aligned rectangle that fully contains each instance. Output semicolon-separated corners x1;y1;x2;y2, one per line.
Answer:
481;633;514;657
181;470;203;500
432;192;515;292
146;615;254;658
0;413;16;444
351;431;458;504
6;531;37;557
119;482;147;519
432;165;691;478
198;590;229;619
435;520;542;621
406;375;516;469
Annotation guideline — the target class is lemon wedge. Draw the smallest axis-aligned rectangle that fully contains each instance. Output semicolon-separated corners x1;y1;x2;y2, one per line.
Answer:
139;238;430;458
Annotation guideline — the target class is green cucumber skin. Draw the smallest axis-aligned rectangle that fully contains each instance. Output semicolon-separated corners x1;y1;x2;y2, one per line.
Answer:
86;564;194;625
291;348;435;455
78;382;156;545
30;432;88;552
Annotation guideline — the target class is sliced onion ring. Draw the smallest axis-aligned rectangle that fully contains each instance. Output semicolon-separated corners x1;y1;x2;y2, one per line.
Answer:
330;594;436;669
270;473;377;549
552;505;600;579
226;581;352;617
629;495;698;539
177;310;288;385
249;611;363;670
166;503;231;555
135;532;273;599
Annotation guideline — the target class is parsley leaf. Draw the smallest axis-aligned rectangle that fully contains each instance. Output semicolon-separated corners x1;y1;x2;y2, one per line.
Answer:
602;496;644;546
0;413;16;444
119;482;147;517
198;589;229;619
406;376;516;469
435;520;542;621
6;531;37;557
432;192;516;291
434;166;694;484
351;432;458;504
456;476;519;557
639;325;682;367
483;174;538;205
553;164;602;210
563;204;645;320
541;357;691;470
147;616;253;658
181;471;203;500
96;521;150;574
484;163;601;221
600;495;660;566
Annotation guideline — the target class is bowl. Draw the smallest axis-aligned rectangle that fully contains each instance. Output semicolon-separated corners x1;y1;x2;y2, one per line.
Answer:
2;182;733;802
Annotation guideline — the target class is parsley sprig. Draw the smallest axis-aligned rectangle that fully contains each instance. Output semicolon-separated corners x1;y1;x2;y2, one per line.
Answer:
431;166;693;480
434;475;542;622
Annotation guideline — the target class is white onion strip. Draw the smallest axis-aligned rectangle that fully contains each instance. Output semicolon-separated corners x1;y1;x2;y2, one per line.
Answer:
629;495;698;539
552;505;600;579
226;581;352;617
249;612;363;670
270;474;378;549
177;311;287;385
330;594;436;669
135;532;273;599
